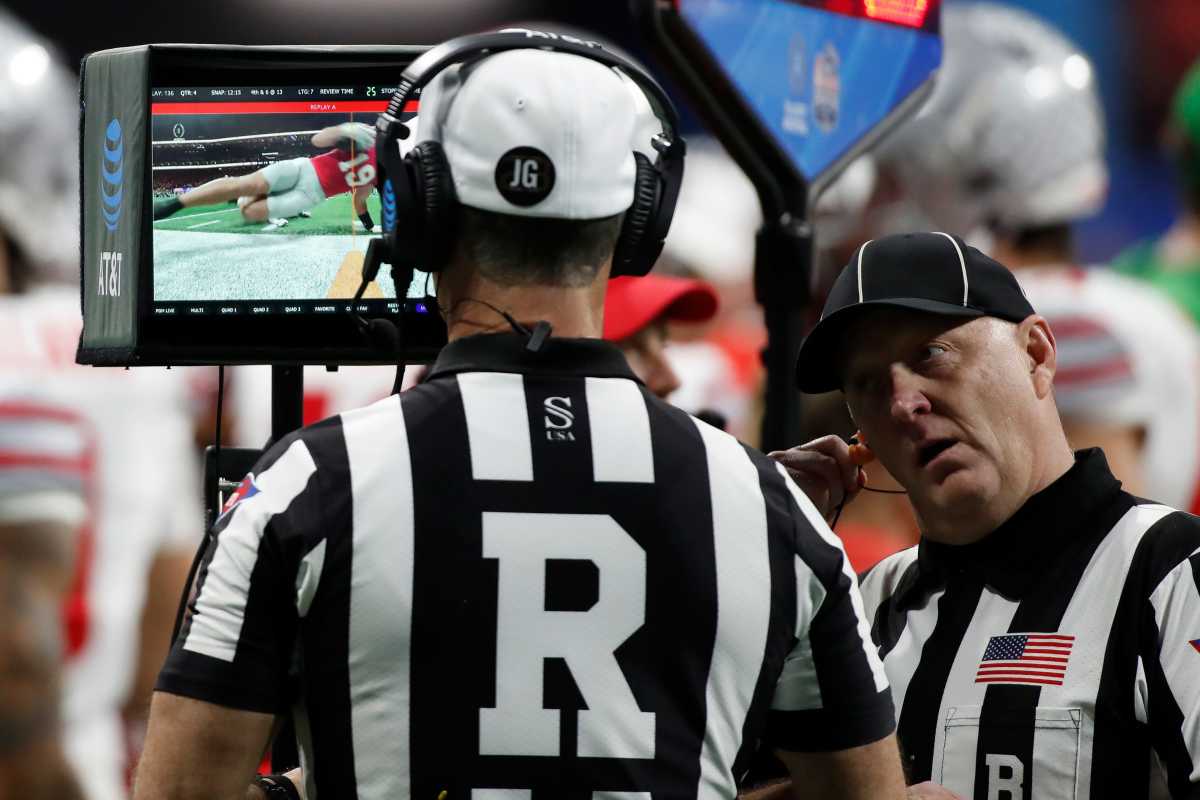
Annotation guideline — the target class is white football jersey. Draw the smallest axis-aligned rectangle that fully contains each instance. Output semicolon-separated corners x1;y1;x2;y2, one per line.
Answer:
231;364;405;448
1018;266;1200;511
0;285;202;800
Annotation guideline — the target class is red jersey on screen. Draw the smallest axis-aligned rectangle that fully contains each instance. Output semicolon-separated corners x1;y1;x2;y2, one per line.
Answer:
311;145;378;198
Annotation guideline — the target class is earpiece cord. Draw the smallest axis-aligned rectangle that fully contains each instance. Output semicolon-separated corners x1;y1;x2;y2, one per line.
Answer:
830;496;847;529
861;486;907;494
440;296;530;336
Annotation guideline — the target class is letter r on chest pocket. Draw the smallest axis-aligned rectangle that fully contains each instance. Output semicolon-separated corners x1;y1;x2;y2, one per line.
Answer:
939;705;1082;799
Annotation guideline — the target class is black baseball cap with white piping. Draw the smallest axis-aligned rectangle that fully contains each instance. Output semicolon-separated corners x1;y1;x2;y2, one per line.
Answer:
795;231;1037;393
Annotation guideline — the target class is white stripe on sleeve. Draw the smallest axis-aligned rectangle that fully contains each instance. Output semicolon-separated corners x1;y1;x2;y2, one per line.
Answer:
776;462;889;693
184;438;316;662
770;555;828;711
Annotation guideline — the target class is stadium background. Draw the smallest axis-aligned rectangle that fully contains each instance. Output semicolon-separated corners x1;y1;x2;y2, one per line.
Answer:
9;0;1199;266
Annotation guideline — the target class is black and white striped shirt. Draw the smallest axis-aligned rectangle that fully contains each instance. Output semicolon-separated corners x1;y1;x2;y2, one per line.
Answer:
859;449;1200;799
158;333;892;800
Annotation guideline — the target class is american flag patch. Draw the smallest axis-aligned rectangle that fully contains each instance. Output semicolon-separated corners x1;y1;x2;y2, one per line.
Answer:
975;633;1074;686
1190;639;1200;655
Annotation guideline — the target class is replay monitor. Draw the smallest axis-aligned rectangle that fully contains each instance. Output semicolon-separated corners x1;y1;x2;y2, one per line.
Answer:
78;44;446;366
646;0;941;187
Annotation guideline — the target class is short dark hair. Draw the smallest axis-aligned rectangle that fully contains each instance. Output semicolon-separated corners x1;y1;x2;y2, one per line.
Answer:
452;206;623;288
1007;222;1074;258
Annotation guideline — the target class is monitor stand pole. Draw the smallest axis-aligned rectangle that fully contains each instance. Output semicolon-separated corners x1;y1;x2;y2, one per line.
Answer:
270;363;304;774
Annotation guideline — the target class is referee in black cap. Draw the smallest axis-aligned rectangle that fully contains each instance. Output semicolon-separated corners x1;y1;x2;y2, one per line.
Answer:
774;231;1200;799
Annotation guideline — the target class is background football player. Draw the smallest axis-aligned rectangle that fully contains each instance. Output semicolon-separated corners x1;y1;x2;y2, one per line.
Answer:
153;121;380;230
0;11;204;799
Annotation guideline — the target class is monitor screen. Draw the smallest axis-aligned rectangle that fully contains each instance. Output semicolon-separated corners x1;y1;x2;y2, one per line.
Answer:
676;0;941;182
149;84;429;319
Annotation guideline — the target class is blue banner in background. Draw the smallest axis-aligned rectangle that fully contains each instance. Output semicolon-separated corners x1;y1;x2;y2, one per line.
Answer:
680;0;941;182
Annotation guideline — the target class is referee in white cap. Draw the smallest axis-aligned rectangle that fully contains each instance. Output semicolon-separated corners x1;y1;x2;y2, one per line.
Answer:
775;231;1200;799
135;33;907;800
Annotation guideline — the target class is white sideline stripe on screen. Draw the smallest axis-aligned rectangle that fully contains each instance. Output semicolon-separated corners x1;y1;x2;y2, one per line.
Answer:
343;395;415;800
187;219;222;229
183;438;315;662
693;421;771;798
152;129;321;146
473;793;650;800
153;207;240;222
152;161;269;171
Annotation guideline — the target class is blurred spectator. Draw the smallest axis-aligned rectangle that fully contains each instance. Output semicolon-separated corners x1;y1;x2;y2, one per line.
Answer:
603;274;717;400
1116;58;1200;326
0;389;87;800
831;3;1200;522
657;139;764;442
0;10;203;799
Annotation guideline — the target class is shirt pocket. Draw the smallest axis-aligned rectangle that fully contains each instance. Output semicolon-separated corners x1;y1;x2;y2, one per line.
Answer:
939;705;1082;799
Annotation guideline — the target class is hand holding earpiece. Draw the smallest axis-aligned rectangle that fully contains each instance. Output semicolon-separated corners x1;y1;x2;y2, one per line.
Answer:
768;434;868;522
848;430;876;466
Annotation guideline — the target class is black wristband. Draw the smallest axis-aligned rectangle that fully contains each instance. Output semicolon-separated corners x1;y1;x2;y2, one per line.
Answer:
253;774;301;800
359;211;375;230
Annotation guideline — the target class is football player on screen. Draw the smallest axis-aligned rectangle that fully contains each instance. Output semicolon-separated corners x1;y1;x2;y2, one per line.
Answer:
153;121;381;230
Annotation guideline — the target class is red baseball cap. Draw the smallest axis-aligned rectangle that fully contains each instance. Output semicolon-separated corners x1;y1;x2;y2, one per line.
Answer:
603;275;719;342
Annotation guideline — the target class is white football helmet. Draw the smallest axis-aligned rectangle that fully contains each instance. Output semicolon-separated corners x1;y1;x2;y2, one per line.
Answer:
877;2;1107;236
0;9;79;284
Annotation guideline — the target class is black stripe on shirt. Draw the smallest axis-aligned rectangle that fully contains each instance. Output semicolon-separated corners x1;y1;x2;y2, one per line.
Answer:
969;492;1124;800
896;578;984;783
1141;602;1194;800
1091;510;1200;800
403;376;479;800
870;558;923;660
732;447;798;775
287;418;356;800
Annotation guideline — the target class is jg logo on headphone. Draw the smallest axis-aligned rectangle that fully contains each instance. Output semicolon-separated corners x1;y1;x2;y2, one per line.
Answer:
98;117;124;298
495;146;555;207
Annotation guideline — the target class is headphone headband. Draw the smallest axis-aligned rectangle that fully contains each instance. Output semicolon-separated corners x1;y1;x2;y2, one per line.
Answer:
374;27;686;283
379;29;682;150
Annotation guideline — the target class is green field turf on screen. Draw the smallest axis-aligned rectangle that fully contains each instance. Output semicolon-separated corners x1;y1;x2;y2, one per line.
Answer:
152;192;383;236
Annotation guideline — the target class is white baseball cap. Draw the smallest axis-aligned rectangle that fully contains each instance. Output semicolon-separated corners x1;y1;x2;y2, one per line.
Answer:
415;47;650;220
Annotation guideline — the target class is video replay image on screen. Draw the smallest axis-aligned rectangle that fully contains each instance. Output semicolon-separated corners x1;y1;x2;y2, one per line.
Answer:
150;85;427;315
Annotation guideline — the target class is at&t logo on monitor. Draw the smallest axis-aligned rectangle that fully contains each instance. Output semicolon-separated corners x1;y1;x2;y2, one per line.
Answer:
99;117;123;297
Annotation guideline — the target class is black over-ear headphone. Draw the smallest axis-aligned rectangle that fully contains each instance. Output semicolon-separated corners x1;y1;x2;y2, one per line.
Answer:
371;28;686;281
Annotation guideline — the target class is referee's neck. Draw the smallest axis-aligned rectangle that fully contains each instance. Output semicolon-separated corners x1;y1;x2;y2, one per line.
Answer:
439;264;610;342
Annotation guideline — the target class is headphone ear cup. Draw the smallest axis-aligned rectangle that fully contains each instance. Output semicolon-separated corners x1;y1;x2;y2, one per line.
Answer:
612;151;663;278
400;140;458;273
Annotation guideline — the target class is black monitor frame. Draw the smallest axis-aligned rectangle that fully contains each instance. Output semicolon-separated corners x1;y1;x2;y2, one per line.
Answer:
78;44;446;367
